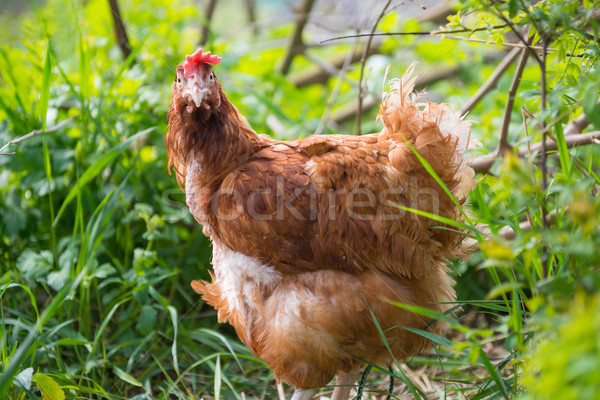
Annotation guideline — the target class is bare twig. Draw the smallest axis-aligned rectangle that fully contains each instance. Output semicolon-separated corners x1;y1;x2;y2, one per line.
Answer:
469;130;600;173
498;208;561;240
356;0;392;135
491;6;543;64
108;0;132;60
321;24;510;43
416;1;456;25
279;0;315;75
294;6;456;89
276;382;286;400
290;45;379;87
323;29;570;54
0;116;76;156
460;47;521;117
540;39;548;278
331;65;461;125
442;35;562;53
303;50;358;87
244;0;258;36
199;0;218;46
564;113;590;135
498;47;530;155
522;107;533;156
313;39;358;135
289;4;455;89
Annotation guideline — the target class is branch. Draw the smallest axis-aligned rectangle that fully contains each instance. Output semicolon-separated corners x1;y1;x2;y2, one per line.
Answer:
199;0;218;46
498;208;560;240
244;0;258;36
498;47;530;154
279;0;315;75
320;25;510;43
357;0;392;135
331;65;460;124
469;131;600;173
459;47;521;117
0;117;76;156
539;39;549;278
108;0;132;60
416;0;457;25
290;45;379;87
442;34;563;53
491;2;542;65
314;40;358;135
290;3;455;88
565;113;590;135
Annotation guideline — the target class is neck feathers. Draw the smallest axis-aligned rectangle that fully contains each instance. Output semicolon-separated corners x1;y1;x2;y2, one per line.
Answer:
166;89;262;188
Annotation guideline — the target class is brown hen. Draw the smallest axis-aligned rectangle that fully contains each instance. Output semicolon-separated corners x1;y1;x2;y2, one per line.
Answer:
166;49;473;400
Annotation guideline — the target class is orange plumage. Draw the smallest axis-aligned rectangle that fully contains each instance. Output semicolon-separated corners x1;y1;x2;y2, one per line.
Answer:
167;51;473;400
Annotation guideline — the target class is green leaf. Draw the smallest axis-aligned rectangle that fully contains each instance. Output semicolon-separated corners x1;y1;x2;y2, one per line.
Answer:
39;43;52;132
508;0;519;17
554;123;571;178
13;368;34;391
16;250;54;282
195;328;244;371
136;305;157;336
385;300;460;328
583;86;600;128
479;348;509;399
53;127;155;226
113;367;143;388
168;305;180;374
0;267;88;395
108;32;151;93
214;355;222;400
33;373;65;400
365;299;424;399
399;326;454;348
398;135;473;225
394;204;483;236
486;282;525;300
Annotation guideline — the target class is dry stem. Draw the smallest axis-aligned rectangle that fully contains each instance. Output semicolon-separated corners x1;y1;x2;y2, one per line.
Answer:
460;47;521;117
0;116;76;156
108;0;132;60
279;0;315;75
356;0;392;135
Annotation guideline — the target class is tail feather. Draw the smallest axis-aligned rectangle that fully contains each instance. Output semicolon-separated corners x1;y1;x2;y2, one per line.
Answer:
378;63;475;199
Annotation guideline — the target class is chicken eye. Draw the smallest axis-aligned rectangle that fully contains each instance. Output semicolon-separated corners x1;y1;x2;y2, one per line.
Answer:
209;74;213;80
177;78;181;83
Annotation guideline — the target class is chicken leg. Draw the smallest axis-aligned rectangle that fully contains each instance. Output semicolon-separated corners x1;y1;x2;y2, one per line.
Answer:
290;388;317;400
330;368;362;400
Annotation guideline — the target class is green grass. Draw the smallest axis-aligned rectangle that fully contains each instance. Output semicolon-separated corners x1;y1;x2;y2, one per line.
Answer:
1;0;600;399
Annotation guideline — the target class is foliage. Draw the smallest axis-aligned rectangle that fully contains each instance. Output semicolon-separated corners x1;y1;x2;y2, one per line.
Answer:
0;0;599;399
521;293;600;400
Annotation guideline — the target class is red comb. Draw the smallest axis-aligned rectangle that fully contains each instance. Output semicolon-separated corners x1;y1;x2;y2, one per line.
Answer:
183;48;222;75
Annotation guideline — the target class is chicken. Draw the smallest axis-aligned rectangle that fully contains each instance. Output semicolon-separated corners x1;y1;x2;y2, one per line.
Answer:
166;48;474;400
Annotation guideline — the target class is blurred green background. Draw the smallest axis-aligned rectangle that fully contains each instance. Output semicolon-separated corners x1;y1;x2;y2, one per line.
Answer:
1;0;600;399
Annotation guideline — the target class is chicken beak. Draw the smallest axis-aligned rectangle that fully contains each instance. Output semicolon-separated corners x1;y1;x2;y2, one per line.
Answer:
183;75;209;110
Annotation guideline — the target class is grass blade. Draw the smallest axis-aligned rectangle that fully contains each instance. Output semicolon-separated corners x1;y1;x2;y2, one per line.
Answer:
399;135;473;225
554;123;572;178
365;298;425;399
108;32;151;93
385;300;460;328
53;127;155;226
39;40;58;265
114;367;143;388
399;326;454;348
214;355;222;400
479;348;509;399
0;268;88;395
394;204;483;236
